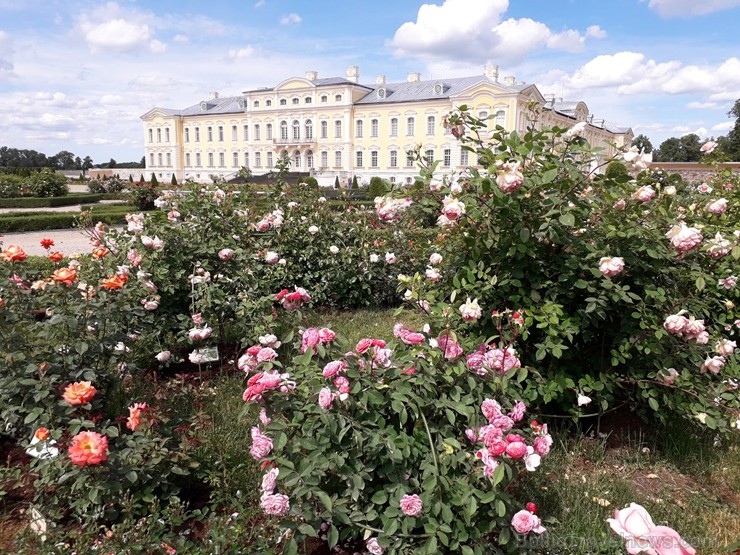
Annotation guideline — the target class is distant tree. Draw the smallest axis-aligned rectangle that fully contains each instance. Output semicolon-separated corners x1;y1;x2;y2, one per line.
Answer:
721;98;740;161
140;156;146;168
605;161;630;180
351;175;359;189
171;174;178;186
655;134;702;162
82;156;94;173
108;158;117;169
150;173;159;186
631;134;653;153
129;175;134;183
74;156;82;170
51;150;77;170
334;176;340;189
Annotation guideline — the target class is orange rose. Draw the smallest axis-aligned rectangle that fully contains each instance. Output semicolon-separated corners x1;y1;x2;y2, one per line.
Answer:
34;427;50;441
68;431;108;467
48;251;64;262
62;381;97;405
1;245;27;262
52;267;78;286
126;402;148;431
100;274;128;290
92;247;109;259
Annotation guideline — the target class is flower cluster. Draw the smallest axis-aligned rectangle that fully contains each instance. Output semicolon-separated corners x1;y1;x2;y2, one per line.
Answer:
608;503;695;555
275;287;311;311
375;195;412;222
466;344;522;377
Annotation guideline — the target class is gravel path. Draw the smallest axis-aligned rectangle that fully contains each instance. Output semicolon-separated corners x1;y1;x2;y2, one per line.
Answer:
1;227;103;257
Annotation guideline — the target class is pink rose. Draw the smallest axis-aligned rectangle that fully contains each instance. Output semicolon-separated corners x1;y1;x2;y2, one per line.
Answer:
366;538;384;555
511;509;546;535
425;267;442;281
249;427;273;460
218;248;234;261
598;256;625;278
718;275;737;289
399;494;423;516
533;434;553;456
705;198;728;215
259;408;272;426
265;251;279;264
632;185;655;203
608;503;695;555
715;339;736;356
481;399;503;422
385;252;396;264
700;356;725;374
665;223;702;253
663;313;688;335
429;253;443;265
261;467;279;494
508;401;526;422
301;328;321;353
438;334;463;359
319;328;336;343
322;360;346;379
257;347;278;363
459;298;482;322
260;493;290;516
355;338;374;354
318;387;334;410
700;140;717;154
505;441;528;459
441;196;466;220
497;163;524;193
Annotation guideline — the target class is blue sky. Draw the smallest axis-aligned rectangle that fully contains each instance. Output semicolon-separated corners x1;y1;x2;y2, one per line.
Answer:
1;0;739;164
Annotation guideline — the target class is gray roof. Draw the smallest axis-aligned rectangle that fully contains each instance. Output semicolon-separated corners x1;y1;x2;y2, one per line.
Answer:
242;76;373;93
355;75;525;105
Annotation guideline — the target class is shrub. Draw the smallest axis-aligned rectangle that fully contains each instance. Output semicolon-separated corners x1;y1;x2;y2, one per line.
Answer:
150;174;159;187
88;176;126;194
171;174;178;186
351;175;359;189
604;160;630;180
127;181;158;210
334;176;340;189
302;176;318;188
368;176;388;199
26;168;69;197
0;174;24;198
382;106;740;436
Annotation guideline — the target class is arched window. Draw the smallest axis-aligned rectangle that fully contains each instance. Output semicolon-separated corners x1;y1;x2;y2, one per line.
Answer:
306;150;314;168
280;120;288;140
390;118;398;136
292;120;300;140
494;110;506;127
426;115;436;135
293;150;301;168
356;120;364;138
305;119;313;140
266;123;273;140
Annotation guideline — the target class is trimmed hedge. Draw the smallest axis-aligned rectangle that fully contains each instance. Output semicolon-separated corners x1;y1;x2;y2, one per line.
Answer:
0;193;117;208
0;209;148;233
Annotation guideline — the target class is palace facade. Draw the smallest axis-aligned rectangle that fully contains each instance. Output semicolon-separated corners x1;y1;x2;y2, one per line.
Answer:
140;65;632;185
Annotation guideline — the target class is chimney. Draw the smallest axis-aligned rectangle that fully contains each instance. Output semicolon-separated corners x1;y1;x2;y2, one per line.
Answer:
484;63;499;82
407;72;421;83
346;65;359;83
305;70;318;81
208;91;219;100
375;74;386;85
503;76;516;86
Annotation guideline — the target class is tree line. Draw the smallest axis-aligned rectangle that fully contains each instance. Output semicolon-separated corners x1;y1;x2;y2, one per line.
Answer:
0;147;145;171
631;98;740;162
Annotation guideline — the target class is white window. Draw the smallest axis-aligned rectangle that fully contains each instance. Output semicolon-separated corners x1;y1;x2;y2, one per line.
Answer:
254;124;261;141
219;152;225;167
335;120;342;138
232;125;238;141
280;121;288;140
390;150;398;167
244;152;249;167
148;129;153;143
165;128;170;142
427;116;436;135
185;128;190;143
253;100;260;108
307;150;314;168
255;152;261;166
218;126;224;141
335;150;342;167
185;153;191;166
292;120;300;140
305;120;313;140
356;151;363;167
196;153;201;167
233;152;239;167
406;117;415;136
406;152;414;167
305;96;312;104
267;152;273;167
371;119;378;138
208;152;214;167
149;153;154;166
195;127;200;142
243;125;249;141
207;127;213;141
266;99;272;107
460;149;469;166
321;151;328;167
321;95;328;103
292;97;299;105
443;148;451;167
335;94;342;102
321;121;328;139
157;153;163;166
166;153;171;166
266;123;273;140
494;110;506;127
280;98;287;106
479;110;488;121
293;151;301;167
356;120;364;138
425;149;434;165
371;150;378;167
390;118;398;136
157;128;161;142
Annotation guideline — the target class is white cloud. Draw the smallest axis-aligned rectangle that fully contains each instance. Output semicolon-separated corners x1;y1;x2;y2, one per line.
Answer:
100;94;124;104
173;34;189;43
228;46;255;59
279;13;301;25
390;0;603;63
75;2;161;53
255;0;266;7
150;39;167;54
712;121;734;132
685;126;709;137
686;101;719;109
647;0;740;17
543;52;740;102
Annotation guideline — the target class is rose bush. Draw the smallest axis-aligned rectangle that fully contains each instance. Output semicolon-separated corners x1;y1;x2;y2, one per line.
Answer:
384;106;739;434
242;310;550;554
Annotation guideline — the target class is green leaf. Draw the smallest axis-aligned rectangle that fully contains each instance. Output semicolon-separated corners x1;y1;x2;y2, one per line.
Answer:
371;490;388;504
282;537;298;555
559;212;575;227
648;397;659;411
314;490;333;512
328;525;339;549
125;471;138;484
461;547;475;555
695;276;705;291
297;524;317;537
425;536;438;555
541;168;558;184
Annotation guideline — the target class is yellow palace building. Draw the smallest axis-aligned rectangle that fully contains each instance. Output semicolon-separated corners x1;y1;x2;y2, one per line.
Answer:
141;65;632;185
